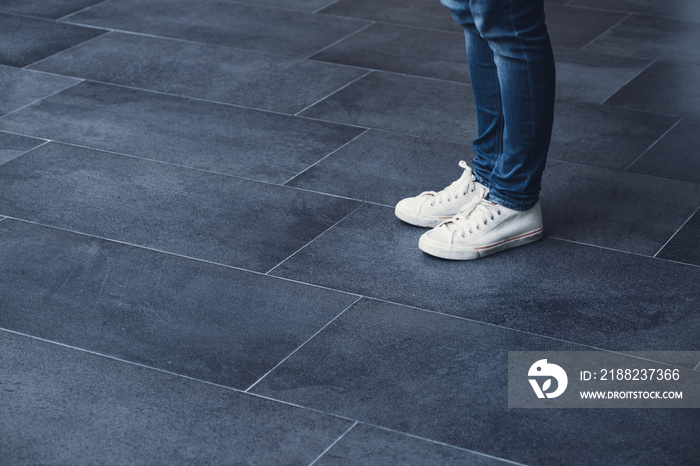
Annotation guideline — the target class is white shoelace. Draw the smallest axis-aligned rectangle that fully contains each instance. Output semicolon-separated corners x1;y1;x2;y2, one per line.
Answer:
421;161;478;206
438;194;500;242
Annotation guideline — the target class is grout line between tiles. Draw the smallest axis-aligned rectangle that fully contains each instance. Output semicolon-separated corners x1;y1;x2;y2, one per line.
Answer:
1;225;694;379
38;68;453;126
622;116;683;172
56;0;112;22
0;139;52;167
0;327;254;395
22;30;108;70
0;216;365;298
2;320;372;427
1;325;691;462
0;326;361;423
302;21;376;61
295;70;374;116
0;135;395;217
23;65;386;123
263;234;699;367
580;12;632;52
265;202;367;276
283;128;370;185
279;185;392;207
311;12;467;35
560;4;700;25
548;235;698;268
312;0;342;15
653;205;699;258
364;296;700;369
354;423;528;466
30;75;301;119
0;137;367;205
0;80;83;121
50;25;324;62
308;421;359;466
598;59;657;106
245;296;362;393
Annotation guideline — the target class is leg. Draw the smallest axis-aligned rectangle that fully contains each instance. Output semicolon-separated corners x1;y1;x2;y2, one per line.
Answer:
442;0;555;210
440;0;504;187
415;0;555;260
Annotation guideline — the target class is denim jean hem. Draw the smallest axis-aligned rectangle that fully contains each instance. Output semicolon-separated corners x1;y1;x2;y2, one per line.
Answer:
472;169;491;190
485;191;538;211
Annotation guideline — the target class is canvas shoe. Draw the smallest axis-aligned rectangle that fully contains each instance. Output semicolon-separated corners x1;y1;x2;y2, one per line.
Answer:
418;198;543;260
395;161;488;228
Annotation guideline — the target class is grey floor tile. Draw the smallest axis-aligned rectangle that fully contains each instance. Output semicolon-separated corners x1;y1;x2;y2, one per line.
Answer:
544;4;628;50
549;100;679;170
252;299;700;465
310;23;469;83
0;132;45;166
0;143;361;272
571;0;700;23
604;61;700;118
0;331;352;465
288;115;685;212
318;0;462;32
0;12;104;67
65;0;370;58
627;118;700;184
0;65;80;117
317;423;508;466
657;210;700;266
542;160;700;255
222;0;334;13
554;47;651;105
321;1;627;50
300;71;478;144
585;14;700;65
0;0;103;20
0;81;363;183
287;130;474;205
0;219;358;389
30;31;367;114
269;204;699;352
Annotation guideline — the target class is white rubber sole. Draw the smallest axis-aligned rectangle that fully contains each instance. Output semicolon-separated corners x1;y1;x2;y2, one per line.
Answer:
419;227;544;260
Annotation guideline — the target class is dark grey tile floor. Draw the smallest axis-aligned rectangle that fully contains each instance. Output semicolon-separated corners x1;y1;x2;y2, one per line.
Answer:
0;0;698;464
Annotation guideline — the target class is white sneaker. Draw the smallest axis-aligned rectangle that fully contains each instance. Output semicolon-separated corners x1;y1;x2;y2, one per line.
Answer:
395;161;488;228
418;198;543;260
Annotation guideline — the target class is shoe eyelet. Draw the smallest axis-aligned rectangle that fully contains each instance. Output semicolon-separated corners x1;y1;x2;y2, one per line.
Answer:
461;233;466;238
490;216;494;220
469;230;473;234
476;225;480;230
497;210;502;215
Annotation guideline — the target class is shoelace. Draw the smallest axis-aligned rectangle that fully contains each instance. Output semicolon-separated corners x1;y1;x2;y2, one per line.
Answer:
437;193;500;243
422;160;477;206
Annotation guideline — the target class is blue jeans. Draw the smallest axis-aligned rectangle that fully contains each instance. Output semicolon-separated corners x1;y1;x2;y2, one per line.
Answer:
441;0;555;210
